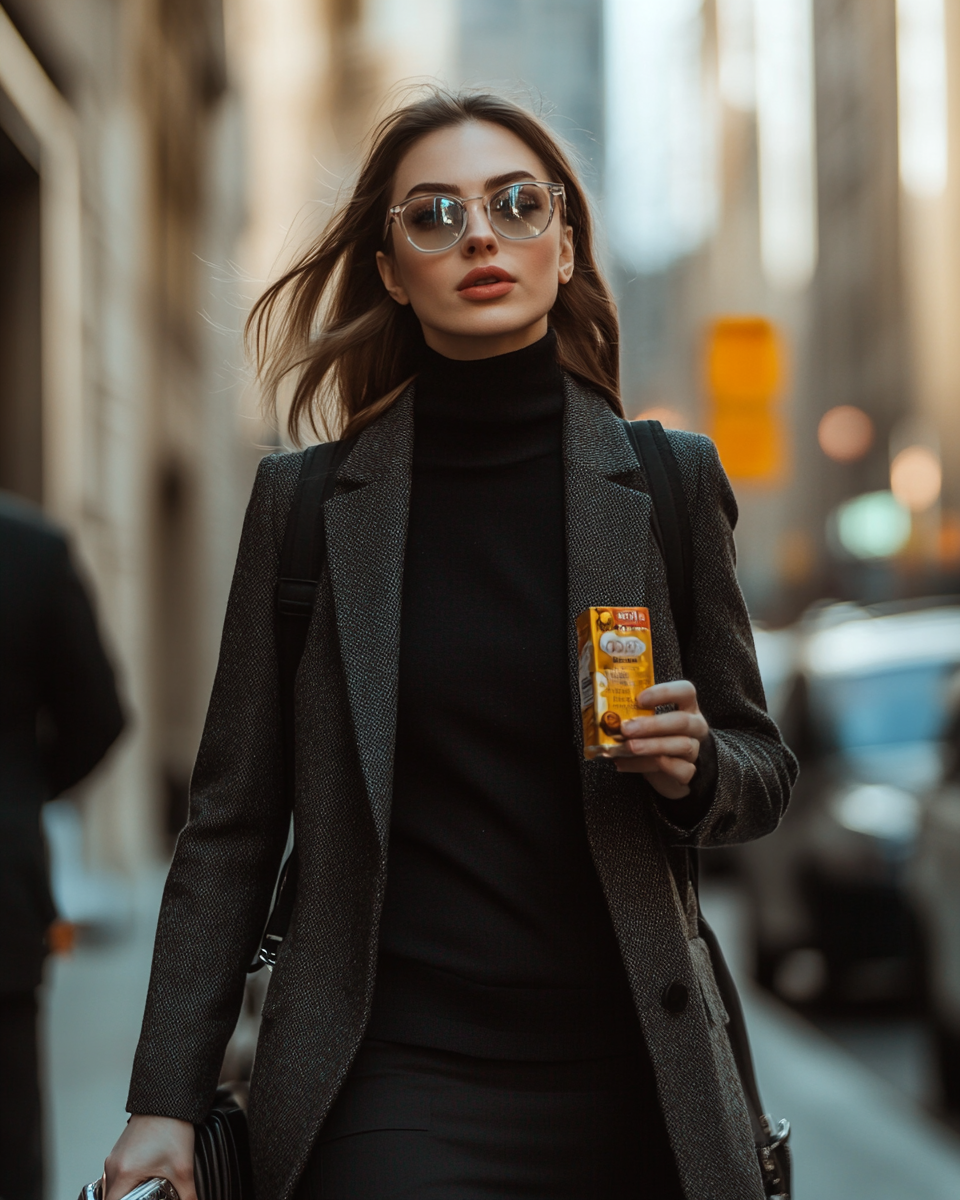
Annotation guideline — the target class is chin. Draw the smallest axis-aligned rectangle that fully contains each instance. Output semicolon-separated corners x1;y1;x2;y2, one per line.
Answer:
433;306;549;340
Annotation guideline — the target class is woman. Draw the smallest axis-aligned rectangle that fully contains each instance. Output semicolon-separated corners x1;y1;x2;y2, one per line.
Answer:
105;89;797;1200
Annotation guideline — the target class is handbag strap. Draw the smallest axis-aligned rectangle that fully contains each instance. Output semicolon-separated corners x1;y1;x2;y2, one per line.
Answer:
623;420;695;656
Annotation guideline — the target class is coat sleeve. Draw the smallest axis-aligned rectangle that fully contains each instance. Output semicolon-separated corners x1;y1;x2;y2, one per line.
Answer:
41;534;125;795
127;451;301;1122
653;432;798;848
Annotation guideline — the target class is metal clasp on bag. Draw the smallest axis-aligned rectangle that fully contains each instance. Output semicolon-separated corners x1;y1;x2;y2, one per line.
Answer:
256;931;283;969
79;1177;180;1200
757;1114;791;1199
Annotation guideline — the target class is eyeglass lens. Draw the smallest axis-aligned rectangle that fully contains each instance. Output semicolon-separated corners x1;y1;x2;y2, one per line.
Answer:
400;183;554;250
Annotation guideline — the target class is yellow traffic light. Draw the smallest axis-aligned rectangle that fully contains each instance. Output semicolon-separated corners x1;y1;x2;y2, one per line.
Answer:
705;316;787;483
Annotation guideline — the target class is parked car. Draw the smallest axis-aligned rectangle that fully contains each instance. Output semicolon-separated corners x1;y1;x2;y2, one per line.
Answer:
908;668;960;1107
737;601;960;1006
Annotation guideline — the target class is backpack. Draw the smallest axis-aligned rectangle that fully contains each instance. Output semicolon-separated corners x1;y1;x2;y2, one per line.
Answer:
253;419;791;1197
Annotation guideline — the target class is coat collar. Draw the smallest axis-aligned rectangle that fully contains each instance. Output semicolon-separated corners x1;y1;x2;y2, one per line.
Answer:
320;375;670;848
561;373;645;476
337;373;636;479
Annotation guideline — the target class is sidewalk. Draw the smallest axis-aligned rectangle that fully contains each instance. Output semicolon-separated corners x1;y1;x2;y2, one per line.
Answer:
702;881;960;1200
43;871;166;1200
746;987;960;1199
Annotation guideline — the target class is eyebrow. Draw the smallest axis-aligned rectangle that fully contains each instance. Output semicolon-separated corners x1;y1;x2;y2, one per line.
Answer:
401;169;538;201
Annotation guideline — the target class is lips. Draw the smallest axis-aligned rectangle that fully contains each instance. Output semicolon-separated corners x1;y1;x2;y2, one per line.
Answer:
457;265;516;301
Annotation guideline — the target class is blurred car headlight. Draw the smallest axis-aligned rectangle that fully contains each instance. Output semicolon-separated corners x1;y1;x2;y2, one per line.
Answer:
831;784;920;842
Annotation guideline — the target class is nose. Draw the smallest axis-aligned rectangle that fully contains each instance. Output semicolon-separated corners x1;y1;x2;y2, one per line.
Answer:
460;197;499;256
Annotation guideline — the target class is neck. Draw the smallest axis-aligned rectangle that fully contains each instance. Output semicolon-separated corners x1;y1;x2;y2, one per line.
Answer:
419;315;549;361
413;328;564;467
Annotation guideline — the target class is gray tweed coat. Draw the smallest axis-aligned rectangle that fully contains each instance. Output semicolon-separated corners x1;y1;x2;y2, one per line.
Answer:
128;377;797;1200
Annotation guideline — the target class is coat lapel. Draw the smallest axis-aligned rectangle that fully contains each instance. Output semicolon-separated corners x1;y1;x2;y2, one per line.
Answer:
323;389;414;849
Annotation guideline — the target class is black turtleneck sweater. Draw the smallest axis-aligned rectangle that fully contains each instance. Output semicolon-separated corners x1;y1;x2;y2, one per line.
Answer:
367;331;641;1059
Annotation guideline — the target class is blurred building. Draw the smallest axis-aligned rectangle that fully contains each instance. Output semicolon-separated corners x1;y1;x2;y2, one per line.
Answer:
606;0;959;618
0;0;249;870
1;0;246;868
901;1;960;517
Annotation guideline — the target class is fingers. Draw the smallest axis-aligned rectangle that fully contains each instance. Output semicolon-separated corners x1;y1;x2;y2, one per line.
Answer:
168;1173;198;1200
621;709;708;742
615;753;696;782
104;1166;197;1200
637;679;699;713
172;1174;198;1200
623;735;700;761
615;757;696;797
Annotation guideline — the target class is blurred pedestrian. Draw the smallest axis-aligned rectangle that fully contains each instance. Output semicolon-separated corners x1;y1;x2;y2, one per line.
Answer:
0;492;124;1200
105;88;797;1200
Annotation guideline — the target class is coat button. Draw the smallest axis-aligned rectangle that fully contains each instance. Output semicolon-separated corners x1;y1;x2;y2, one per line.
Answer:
662;980;689;1014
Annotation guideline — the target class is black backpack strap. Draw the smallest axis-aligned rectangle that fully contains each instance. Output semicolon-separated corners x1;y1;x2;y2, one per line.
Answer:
251;437;355;970
276;440;352;797
622;420;790;1187
623;420;694;657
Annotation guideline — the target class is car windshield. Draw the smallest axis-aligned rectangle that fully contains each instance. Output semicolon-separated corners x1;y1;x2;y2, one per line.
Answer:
810;661;954;751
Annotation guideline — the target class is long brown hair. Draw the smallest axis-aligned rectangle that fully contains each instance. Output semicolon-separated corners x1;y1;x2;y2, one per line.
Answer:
247;87;622;444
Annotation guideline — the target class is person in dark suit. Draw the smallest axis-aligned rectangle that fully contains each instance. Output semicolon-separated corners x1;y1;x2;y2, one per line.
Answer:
106;89;796;1200
0;491;125;1200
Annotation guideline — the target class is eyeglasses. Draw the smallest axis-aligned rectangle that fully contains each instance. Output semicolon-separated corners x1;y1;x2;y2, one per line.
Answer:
385;181;565;253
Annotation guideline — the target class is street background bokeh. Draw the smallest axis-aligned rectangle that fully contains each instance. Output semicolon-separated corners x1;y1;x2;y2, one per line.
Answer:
2;1;960;1197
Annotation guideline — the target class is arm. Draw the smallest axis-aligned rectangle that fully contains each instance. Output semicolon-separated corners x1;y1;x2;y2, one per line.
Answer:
616;433;797;847
41;536;125;795
125;452;298;1122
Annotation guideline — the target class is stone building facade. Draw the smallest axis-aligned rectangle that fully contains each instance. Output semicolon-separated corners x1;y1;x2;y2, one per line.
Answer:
0;0;250;869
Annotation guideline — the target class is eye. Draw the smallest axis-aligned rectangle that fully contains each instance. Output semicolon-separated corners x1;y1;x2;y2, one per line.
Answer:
406;196;458;228
492;184;543;221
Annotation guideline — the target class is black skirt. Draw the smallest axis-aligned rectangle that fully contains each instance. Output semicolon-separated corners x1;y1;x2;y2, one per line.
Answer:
293;1038;684;1200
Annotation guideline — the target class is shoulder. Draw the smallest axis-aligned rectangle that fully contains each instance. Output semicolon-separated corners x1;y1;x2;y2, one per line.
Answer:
0;492;72;588
253;447;310;490
244;448;306;551
249;443;354;545
662;428;714;468
663;429;737;529
0;491;67;549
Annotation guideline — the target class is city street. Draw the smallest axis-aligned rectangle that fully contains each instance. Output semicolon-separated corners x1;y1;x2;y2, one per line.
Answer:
43;875;960;1200
6;4;960;1200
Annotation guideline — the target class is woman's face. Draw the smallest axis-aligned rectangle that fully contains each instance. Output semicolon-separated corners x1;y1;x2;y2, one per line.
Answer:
376;120;575;360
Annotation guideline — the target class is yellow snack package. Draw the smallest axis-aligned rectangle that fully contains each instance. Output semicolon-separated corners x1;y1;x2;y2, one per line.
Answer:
577;606;655;759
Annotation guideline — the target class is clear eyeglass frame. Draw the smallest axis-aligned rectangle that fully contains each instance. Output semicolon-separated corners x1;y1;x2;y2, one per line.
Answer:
384;181;566;253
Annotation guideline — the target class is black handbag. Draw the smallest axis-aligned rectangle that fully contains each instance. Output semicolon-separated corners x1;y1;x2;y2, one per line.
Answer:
192;1085;253;1200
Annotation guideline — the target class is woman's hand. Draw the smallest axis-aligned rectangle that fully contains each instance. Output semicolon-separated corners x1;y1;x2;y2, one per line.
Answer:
103;1114;196;1200
614;680;709;800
